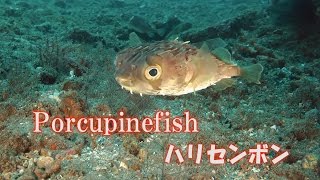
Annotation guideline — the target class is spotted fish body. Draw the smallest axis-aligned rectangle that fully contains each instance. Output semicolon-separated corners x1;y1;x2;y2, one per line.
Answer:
115;40;263;96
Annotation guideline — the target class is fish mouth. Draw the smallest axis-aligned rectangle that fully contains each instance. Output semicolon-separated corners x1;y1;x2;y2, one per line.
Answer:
115;76;133;88
115;77;137;95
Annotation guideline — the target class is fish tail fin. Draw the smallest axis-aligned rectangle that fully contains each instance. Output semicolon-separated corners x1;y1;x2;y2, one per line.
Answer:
240;64;263;84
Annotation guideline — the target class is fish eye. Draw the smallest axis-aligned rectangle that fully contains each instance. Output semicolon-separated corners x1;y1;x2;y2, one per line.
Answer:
149;68;158;76
145;65;161;80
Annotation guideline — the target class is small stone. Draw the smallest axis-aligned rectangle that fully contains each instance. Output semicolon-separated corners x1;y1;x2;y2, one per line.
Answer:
34;168;47;179
40;148;51;156
37;156;54;169
45;160;61;174
28;159;35;169
39;68;57;85
23;160;28;168
130;162;141;171
3;172;11;180
138;148;148;162
119;161;128;169
302;154;318;170
68;29;102;44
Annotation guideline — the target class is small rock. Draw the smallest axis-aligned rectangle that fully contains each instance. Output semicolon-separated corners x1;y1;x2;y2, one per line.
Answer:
138;148;148;162
119;161;128;169
3;172;11;180
45;160;61;174
39;67;57;85
302;154;318;170
68;29;102;44
37;156;54;169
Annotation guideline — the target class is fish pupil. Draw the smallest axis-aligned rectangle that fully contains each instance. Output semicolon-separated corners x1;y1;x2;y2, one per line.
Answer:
149;68;158;77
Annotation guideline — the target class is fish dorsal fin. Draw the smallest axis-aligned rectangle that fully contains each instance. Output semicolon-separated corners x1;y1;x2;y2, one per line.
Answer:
207;38;227;49
200;42;211;53
213;78;236;91
212;47;235;65
129;32;143;47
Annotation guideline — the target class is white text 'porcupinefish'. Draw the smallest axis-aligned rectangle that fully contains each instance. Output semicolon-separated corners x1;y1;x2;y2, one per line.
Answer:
115;39;263;96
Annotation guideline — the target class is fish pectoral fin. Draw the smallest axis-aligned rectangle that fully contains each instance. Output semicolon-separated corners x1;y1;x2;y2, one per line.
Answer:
200;42;211;53
129;32;144;47
213;78;236;91
212;47;235;65
240;64;264;84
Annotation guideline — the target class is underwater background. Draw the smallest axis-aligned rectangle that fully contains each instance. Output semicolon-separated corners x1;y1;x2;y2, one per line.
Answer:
0;0;320;179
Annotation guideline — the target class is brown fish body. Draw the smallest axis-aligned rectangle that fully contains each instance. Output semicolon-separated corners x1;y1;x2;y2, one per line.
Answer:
182;47;241;94
115;40;262;96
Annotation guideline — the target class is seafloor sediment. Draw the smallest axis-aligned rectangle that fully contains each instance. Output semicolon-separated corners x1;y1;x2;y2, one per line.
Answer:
0;0;319;179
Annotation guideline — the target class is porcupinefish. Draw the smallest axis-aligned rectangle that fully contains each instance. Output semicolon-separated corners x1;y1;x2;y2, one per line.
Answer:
115;38;263;96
